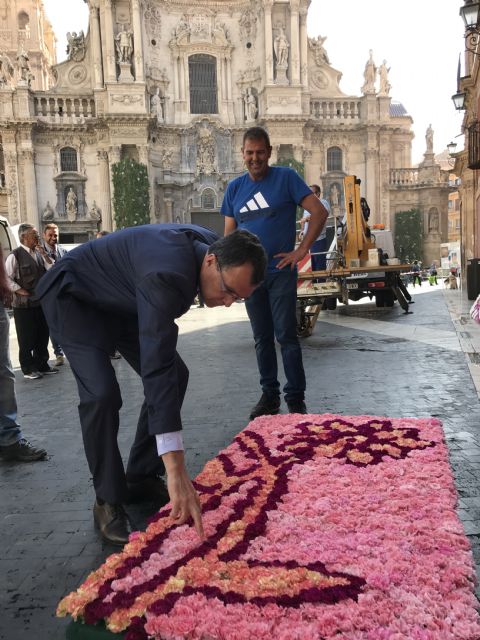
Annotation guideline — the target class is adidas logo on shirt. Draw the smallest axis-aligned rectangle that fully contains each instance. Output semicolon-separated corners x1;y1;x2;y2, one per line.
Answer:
239;192;270;213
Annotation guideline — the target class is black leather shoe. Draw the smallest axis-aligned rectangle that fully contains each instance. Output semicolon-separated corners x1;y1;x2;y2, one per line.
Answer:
126;475;170;505
249;393;281;420
93;501;132;546
0;438;47;462
287;399;307;415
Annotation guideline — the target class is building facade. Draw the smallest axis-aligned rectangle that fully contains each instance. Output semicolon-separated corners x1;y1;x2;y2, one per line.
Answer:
0;0;450;259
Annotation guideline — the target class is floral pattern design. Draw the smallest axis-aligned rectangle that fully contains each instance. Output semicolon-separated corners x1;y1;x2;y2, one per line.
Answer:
58;415;480;639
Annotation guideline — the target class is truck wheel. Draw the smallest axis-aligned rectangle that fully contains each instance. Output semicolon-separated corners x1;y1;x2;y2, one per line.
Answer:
325;297;337;310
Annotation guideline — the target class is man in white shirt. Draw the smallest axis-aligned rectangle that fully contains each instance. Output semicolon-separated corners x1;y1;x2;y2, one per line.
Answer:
5;224;58;379
300;184;331;273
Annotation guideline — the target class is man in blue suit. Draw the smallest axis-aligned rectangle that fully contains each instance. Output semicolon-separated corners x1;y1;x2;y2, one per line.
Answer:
38;224;266;545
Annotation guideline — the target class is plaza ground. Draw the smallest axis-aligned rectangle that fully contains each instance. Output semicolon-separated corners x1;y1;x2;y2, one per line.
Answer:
1;281;480;639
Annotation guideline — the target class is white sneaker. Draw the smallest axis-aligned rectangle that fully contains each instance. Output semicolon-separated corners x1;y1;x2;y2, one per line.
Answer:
54;355;65;367
24;371;43;380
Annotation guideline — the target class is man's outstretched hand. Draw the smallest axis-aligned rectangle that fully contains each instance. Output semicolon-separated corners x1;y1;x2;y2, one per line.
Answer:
162;450;205;540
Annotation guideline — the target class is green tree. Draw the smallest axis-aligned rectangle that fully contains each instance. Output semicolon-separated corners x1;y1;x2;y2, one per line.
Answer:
112;158;150;229
394;209;423;263
272;158;305;220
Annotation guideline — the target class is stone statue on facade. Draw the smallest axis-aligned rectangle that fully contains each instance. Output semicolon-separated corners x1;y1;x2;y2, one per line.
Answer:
173;15;190;42
361;50;377;94
161;149;172;171
115;25;134;64
425;124;434;154
274;26;289;67
244;88;258;122
16;46;31;84
330;183;340;206
0;52;14;87
42;201;55;221
212;22;229;45
428;208;439;233
196;127;216;176
89;201;101;221
378;60;391;96
66;31;86;62
150;88;164;123
65;187;77;221
309;35;330;65
239;8;257;41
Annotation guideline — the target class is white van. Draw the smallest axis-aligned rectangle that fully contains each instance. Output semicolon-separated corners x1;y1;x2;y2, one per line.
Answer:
0;215;17;256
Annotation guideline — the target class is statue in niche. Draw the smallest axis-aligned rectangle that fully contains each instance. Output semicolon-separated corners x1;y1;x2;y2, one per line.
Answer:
213;21;229;45
174;14;190;41
428;208;439;233
89;201;102;221
196;127;215;176
309;35;330;65
239;9;256;40
150;88;164;123
425;124;434;154
378;60;391;96
66;31;86;62
42;201;55;221
16;46;30;83
244;88;258;122
0;52;13;86
330;184;339;207
65;187;77;221
274;26;289;67
115;25;134;63
361;49;376;94
161;149;172;170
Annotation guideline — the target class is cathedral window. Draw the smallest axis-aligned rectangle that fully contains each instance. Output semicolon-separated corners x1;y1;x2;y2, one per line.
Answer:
201;188;216;209
189;54;218;114
18;10;30;32
327;146;343;172
60;147;78;172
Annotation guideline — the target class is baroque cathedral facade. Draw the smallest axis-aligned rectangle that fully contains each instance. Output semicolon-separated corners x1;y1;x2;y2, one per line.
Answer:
0;0;450;263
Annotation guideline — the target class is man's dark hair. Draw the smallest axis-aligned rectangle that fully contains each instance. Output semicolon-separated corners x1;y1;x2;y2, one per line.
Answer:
208;229;267;285
309;184;321;196
43;223;58;233
242;126;271;149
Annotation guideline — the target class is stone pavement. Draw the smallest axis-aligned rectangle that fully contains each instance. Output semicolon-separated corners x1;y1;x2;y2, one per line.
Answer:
1;282;480;639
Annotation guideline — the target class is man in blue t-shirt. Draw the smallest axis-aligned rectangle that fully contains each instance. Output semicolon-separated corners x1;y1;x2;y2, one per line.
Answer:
221;126;328;419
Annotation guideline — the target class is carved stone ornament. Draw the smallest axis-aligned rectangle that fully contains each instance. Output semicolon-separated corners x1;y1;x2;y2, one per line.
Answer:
239;8;257;41
111;94;142;104
68;64;88;85
196;126;216;176
144;1;162;41
66;31;86;62
42;201;55;221
0;51;14;87
308;35;330;66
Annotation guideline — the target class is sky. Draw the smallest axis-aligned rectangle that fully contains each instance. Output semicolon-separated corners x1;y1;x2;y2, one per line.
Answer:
42;0;465;165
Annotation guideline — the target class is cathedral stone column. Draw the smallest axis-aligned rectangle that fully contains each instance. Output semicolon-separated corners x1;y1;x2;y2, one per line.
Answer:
103;0;117;82
4;149;20;225
97;150;112;231
89;3;104;87
131;0;145;82
21;149;39;225
299;8;308;87
290;5;300;85
264;1;274;84
138;146;155;223
108;145;121;229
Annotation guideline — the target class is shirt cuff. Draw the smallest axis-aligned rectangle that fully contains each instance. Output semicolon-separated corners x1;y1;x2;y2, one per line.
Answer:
155;431;184;456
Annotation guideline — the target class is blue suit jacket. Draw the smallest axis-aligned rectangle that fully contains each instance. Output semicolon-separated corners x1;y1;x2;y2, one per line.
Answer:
37;223;219;434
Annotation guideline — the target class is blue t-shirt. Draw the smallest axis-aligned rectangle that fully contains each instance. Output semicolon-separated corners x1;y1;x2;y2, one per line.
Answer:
221;166;311;272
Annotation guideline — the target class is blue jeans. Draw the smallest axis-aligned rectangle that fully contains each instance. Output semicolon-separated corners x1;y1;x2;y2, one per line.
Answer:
0;305;22;446
245;269;305;402
311;237;327;272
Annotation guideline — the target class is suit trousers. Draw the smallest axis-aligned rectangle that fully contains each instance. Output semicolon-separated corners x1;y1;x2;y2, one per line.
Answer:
41;289;189;504
12;306;50;374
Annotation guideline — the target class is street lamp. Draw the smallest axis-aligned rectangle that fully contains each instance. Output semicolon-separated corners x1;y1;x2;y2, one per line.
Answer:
447;141;458;156
452;90;466;110
460;0;480;54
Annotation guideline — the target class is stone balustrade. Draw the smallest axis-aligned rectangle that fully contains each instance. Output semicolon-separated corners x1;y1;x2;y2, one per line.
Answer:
33;94;96;123
310;99;361;120
390;168;419;185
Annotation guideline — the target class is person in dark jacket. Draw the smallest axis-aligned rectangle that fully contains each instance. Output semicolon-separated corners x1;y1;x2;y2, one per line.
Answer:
37;224;266;546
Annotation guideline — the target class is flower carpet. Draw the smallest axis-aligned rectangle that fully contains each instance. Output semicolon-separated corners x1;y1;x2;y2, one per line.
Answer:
60;414;480;640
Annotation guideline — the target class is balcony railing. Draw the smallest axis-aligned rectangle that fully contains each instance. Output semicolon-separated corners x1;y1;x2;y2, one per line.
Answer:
310;100;361;120
468;121;480;170
33;94;96;123
390;168;419;185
